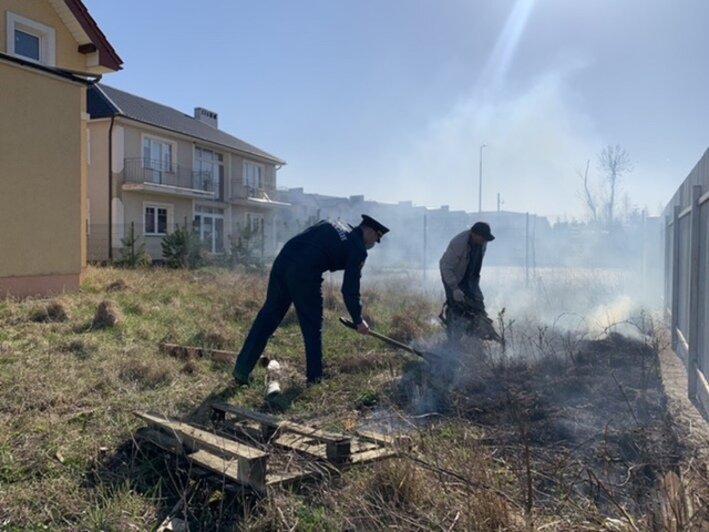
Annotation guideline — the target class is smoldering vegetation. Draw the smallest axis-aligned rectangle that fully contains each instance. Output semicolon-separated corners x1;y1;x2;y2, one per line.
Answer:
351;262;707;529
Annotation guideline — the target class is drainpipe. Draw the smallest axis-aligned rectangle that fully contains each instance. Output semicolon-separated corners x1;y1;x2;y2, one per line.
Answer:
108;115;115;261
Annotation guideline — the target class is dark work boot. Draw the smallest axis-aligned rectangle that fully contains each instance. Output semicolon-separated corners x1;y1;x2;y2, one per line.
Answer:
232;368;250;387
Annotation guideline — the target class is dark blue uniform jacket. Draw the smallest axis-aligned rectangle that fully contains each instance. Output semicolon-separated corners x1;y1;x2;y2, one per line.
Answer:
279;220;368;323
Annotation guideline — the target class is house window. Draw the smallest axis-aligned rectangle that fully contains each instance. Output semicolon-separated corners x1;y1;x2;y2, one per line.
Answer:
6;13;56;66
194;147;225;199
142;137;174;184
144;204;171;235
243;162;263;190
194;206;224;253
246;212;264;234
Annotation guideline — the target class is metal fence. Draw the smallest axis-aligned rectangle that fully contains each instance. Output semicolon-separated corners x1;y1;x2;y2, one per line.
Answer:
663;148;709;415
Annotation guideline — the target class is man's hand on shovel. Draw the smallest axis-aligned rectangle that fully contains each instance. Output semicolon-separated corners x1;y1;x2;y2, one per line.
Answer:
339;317;441;361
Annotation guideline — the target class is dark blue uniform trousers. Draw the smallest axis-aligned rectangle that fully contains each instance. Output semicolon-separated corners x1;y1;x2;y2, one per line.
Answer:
234;254;324;383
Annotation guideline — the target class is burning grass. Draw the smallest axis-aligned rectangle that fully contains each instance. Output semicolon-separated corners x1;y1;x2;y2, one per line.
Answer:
0;265;706;530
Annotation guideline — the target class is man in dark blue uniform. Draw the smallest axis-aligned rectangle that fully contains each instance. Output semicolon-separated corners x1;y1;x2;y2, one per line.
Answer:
233;215;389;386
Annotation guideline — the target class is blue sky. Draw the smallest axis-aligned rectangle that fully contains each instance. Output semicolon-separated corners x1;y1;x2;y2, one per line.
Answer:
85;0;709;218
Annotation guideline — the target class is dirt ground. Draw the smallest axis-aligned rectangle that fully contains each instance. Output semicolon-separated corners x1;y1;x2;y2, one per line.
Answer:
657;346;709;469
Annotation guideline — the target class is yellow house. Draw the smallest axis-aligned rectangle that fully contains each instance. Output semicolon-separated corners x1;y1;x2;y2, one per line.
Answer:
0;0;122;297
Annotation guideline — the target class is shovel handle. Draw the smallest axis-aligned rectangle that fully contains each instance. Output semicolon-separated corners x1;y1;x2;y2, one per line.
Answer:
338;316;427;358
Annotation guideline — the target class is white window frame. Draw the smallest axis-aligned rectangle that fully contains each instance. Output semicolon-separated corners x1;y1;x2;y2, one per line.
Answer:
194;146;225;196
6;12;56;66
143;202;174;236
243;161;264;190
194;206;225;254
141;133;176;171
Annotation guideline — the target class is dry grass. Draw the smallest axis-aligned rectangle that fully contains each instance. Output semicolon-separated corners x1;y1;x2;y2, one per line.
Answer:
91;299;124;329
0;265;705;530
30;300;69;323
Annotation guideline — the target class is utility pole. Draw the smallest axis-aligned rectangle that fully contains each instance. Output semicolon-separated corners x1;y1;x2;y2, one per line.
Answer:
478;144;486;213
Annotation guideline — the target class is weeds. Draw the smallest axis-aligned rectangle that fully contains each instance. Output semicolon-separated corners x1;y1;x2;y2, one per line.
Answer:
0;266;705;530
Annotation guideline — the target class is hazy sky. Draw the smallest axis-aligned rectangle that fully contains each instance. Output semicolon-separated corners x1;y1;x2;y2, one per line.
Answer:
84;0;709;219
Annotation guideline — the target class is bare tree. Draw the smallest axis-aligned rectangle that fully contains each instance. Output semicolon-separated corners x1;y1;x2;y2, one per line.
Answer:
598;144;633;226
577;159;599;224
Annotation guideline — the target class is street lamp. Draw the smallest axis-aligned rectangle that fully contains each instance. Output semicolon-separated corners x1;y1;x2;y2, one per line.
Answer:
478;143;487;214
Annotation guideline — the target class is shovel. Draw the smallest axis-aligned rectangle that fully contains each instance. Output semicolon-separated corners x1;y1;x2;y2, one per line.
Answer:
338;317;441;360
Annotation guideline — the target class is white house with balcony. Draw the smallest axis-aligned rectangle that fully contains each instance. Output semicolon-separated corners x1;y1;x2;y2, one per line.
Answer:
86;84;287;262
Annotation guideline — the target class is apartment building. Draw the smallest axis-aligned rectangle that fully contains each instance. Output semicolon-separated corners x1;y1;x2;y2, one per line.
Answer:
86;84;287;262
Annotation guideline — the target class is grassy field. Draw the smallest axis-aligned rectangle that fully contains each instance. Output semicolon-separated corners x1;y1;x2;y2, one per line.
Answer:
0;266;706;530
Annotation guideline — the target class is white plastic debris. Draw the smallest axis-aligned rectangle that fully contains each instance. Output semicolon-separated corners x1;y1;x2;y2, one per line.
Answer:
266;359;281;398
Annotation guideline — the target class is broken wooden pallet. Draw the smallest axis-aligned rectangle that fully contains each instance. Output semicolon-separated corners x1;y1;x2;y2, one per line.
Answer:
210;402;353;463
210;403;399;468
135;411;268;492
134;406;400;495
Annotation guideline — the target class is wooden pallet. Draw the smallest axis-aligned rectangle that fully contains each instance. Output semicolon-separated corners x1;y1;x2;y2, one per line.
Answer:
134;405;400;495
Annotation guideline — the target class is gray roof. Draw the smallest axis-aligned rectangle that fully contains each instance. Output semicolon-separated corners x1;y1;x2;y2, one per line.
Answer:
90;84;285;164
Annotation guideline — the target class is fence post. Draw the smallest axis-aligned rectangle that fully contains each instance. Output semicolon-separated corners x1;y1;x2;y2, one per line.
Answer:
130;221;135;262
688;185;702;399
525;212;529;288
422;214;427;282
671;205;680;351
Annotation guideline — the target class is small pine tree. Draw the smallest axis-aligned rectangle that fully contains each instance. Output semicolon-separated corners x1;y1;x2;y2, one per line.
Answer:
228;223;264;271
161;223;203;269
116;222;152;268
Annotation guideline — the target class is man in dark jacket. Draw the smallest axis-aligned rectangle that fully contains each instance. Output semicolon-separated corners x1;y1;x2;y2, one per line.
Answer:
233;215;389;386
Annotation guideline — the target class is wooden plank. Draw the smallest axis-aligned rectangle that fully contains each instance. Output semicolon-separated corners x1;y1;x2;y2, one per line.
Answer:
136;411;266;459
159;343;234;364
187;449;267;492
135;411;267;491
266;469;318;487
135;427;184;455
273;433;327;459
223;423;377;458
355;429;413;450
211;403;353;464
351;447;398;464
210;402;348;444
351;440;380;453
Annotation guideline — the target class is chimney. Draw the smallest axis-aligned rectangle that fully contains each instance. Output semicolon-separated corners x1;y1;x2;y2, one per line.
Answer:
194;107;218;128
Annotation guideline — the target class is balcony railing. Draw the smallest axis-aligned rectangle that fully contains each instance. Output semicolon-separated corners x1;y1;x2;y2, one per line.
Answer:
122;158;224;199
230;181;276;202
